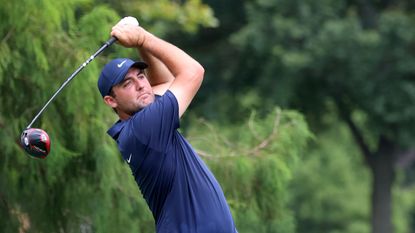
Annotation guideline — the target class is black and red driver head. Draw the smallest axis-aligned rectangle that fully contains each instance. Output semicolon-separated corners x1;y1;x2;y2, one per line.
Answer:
20;128;50;158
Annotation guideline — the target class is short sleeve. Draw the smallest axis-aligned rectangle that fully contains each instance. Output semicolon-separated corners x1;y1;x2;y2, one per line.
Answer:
130;90;180;152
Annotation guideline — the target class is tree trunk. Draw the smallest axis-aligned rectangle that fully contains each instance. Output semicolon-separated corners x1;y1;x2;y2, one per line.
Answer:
370;145;396;233
336;102;396;233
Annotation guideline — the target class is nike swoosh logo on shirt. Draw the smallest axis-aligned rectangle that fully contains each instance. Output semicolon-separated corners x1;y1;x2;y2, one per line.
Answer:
117;60;127;68
127;153;132;163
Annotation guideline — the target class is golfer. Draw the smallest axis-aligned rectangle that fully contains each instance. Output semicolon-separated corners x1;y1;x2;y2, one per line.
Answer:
98;18;238;233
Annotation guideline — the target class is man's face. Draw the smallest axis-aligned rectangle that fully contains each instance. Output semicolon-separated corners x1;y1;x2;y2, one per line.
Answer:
105;67;155;119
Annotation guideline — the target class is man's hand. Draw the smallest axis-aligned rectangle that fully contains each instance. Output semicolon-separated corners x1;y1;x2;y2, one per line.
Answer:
111;17;147;48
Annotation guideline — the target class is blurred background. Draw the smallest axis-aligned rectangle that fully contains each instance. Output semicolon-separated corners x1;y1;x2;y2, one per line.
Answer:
1;0;415;232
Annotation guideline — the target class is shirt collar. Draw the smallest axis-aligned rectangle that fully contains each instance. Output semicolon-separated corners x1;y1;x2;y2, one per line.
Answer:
107;119;127;140
106;94;162;140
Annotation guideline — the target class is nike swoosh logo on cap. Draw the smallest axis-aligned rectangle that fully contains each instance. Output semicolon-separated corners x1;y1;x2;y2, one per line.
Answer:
127;153;132;163
117;60;127;68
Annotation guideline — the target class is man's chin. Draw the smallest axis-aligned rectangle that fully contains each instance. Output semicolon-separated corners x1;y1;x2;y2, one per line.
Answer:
143;95;156;106
132;101;152;113
140;94;154;104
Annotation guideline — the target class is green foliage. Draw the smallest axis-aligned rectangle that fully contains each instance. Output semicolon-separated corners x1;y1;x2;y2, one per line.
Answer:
392;183;415;233
0;0;218;232
290;115;371;233
136;0;219;34
95;0;218;36
191;0;415;232
77;5;121;45
7;0;415;232
186;108;312;233
196;0;415;145
289;114;415;233
223;0;415;146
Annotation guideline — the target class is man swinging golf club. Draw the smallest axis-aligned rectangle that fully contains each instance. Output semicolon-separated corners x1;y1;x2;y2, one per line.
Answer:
98;17;238;233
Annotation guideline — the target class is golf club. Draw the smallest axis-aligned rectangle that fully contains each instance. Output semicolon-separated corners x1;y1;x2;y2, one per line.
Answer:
20;36;118;158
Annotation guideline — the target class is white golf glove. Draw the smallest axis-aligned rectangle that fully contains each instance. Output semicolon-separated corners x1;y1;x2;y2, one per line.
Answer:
119;16;139;26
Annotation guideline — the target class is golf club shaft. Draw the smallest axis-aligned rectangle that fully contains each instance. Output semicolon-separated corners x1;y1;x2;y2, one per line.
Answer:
26;37;117;129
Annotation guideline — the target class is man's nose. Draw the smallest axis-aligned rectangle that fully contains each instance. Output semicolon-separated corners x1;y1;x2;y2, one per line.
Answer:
135;78;144;90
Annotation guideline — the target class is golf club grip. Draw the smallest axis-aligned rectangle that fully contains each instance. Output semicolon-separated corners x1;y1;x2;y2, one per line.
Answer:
106;36;118;46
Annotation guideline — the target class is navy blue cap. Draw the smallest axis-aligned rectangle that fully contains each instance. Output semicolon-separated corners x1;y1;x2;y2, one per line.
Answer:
98;58;148;97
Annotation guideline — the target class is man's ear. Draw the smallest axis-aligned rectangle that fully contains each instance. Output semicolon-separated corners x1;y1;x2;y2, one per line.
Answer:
103;95;117;108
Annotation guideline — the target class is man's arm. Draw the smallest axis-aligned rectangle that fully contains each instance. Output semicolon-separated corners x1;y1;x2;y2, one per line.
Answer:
111;22;204;118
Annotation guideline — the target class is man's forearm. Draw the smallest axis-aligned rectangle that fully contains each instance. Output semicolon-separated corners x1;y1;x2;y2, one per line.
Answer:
139;29;203;81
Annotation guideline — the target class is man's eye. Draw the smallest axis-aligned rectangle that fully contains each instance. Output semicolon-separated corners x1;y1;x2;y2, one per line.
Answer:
123;81;131;87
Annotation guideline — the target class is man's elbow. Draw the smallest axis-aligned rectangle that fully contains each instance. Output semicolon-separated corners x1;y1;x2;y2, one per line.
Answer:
187;62;205;83
195;63;205;82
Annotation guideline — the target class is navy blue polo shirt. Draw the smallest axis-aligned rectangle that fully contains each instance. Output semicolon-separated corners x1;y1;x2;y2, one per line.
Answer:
107;90;237;233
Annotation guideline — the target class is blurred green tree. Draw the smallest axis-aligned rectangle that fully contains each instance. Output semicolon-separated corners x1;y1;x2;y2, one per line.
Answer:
290;114;371;233
0;0;217;232
187;108;312;233
191;0;415;232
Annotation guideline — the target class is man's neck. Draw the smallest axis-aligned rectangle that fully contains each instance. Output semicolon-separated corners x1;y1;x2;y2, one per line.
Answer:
118;112;132;121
